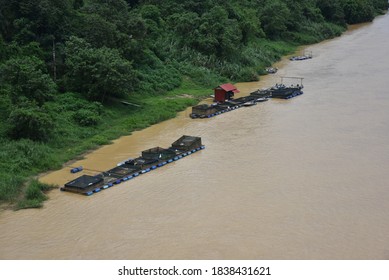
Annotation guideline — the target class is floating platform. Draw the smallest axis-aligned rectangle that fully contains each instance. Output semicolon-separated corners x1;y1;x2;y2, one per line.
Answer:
268;84;304;99
190;77;304;119
62;175;103;195
189;95;268;119
267;77;304;99
61;136;204;195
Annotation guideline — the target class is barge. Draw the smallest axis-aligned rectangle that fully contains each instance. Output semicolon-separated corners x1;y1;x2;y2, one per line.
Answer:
267;77;304;99
61;135;204;195
267;84;303;99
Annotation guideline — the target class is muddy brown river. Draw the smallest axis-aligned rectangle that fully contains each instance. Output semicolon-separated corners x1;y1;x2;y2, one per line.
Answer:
1;14;389;260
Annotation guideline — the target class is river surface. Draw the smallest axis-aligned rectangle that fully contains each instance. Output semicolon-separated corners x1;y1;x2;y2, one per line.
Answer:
1;14;389;260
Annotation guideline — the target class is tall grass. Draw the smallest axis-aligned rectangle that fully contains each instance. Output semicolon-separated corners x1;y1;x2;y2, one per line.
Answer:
16;179;56;209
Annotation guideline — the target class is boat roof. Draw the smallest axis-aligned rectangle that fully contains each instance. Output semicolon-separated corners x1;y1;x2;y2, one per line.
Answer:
217;83;240;93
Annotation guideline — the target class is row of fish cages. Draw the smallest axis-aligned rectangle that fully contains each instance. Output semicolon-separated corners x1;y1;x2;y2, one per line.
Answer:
189;91;271;119
190;79;305;119
61;135;205;196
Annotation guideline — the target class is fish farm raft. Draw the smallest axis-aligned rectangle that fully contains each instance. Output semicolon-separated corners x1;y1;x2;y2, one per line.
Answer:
190;77;304;119
62;135;205;196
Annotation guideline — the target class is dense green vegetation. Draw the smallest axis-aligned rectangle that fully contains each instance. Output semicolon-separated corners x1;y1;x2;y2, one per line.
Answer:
0;0;387;209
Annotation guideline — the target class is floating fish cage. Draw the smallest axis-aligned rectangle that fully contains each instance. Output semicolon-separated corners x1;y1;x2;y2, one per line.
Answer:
269;86;303;99
266;77;304;99
190;96;262;119
171;135;202;152
106;165;140;177
190;104;218;118
190;77;305;119
61;175;104;194
233;96;256;103
123;157;159;170
142;147;176;161
250;89;272;99
61;135;204;195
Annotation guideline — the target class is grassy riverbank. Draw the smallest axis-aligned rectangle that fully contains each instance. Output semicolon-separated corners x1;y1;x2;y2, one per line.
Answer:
1;1;387;209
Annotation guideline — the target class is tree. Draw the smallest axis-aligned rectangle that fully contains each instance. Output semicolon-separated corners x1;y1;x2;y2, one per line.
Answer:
0;56;56;105
190;6;242;57
229;5;265;44
261;0;291;39
317;0;345;24
64;36;138;102
342;0;374;24
73;13;119;48
7;103;54;141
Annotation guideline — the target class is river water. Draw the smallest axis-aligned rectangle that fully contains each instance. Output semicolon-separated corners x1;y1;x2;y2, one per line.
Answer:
1;14;389;260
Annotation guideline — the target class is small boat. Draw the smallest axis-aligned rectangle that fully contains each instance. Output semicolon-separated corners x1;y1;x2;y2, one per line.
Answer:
290;51;312;61
117;158;133;166
242;100;257;107
255;97;269;102
265;67;278;74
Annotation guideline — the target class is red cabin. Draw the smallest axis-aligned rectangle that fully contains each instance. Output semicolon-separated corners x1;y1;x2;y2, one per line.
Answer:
214;83;240;102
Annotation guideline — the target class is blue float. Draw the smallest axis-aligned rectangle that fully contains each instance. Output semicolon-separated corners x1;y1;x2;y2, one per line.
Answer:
70;166;83;173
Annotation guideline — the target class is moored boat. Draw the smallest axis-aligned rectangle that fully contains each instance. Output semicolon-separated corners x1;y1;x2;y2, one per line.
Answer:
265;67;278;74
290;51;313;61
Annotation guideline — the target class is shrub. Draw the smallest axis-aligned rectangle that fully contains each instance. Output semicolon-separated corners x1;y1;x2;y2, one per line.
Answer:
16;180;56;209
73;109;101;126
7;105;54;141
